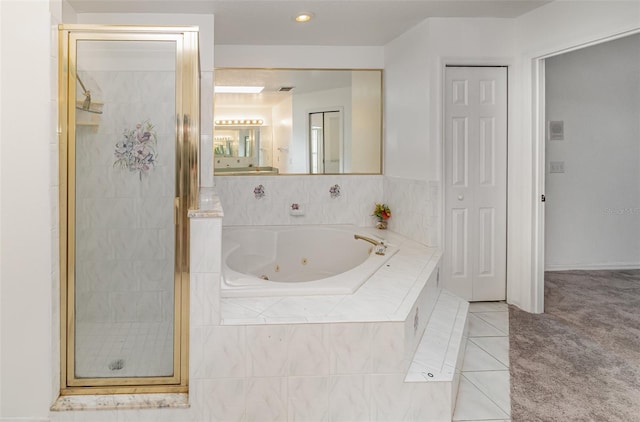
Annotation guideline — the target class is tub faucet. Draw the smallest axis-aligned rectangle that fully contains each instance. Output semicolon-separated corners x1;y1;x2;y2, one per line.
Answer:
354;234;387;255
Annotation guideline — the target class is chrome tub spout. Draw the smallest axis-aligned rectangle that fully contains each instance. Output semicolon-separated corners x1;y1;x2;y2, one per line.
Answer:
354;234;387;255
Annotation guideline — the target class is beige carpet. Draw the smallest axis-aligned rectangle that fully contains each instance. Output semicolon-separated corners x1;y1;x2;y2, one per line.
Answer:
509;270;640;421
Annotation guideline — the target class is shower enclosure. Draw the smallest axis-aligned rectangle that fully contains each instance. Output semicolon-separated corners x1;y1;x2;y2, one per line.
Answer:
58;25;199;394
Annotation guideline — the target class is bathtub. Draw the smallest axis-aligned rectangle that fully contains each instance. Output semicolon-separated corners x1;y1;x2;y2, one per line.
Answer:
221;225;398;297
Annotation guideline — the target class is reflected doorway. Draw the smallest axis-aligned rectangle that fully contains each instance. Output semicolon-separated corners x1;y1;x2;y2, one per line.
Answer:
309;110;342;174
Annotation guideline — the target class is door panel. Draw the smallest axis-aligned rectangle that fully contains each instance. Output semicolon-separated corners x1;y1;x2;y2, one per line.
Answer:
452;117;469;187
479;117;495;186
451;209;469;277
444;66;507;301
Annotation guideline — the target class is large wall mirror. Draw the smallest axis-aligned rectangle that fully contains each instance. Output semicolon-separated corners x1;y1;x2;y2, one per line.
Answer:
214;68;382;175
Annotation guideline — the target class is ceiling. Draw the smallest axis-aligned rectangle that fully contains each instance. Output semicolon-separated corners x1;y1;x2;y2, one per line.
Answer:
67;0;550;46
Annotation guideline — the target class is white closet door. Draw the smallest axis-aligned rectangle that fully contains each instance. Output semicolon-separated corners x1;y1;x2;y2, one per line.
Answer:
444;66;507;301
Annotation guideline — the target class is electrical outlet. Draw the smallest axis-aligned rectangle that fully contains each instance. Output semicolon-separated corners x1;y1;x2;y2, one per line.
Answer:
549;161;565;173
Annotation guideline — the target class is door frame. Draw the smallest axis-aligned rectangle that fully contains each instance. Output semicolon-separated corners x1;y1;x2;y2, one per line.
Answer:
306;106;344;174
440;58;513;302
58;24;199;395
531;28;640;313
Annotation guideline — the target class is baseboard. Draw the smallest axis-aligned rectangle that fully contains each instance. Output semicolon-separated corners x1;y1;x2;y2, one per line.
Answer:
545;262;640;271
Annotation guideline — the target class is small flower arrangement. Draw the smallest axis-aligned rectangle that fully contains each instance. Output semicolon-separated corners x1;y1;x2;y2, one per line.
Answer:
373;203;391;229
373;203;391;221
113;120;157;180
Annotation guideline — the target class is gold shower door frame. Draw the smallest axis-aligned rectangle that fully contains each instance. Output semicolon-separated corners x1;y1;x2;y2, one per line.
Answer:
59;25;199;395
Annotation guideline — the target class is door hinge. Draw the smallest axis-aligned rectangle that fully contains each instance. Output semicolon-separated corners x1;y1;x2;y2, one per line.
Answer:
541;194;546;202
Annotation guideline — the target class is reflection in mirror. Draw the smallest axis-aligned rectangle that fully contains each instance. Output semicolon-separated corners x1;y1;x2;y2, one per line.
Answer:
213;69;382;175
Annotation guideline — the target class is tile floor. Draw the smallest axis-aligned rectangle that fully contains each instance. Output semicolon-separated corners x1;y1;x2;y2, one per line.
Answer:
453;301;511;422
75;321;174;378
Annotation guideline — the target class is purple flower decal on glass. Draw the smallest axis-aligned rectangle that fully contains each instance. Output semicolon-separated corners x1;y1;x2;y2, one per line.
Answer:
254;184;265;199
329;184;341;199
113;119;158;180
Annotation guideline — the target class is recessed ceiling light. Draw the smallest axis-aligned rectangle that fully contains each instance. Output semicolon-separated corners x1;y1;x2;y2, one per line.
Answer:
214;86;264;94
294;12;314;23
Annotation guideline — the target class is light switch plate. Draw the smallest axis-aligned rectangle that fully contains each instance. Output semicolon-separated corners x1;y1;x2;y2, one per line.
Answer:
549;161;565;173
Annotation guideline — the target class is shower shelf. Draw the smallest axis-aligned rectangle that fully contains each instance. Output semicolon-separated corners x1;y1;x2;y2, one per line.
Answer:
75;99;103;126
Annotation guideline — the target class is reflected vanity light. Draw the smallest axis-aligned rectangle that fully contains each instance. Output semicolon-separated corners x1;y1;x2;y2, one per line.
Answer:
215;119;264;126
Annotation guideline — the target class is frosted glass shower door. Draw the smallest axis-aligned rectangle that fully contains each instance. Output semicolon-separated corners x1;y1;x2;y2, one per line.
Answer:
72;39;178;380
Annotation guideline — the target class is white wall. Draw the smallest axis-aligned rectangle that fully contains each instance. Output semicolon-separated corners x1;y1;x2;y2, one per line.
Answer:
1;6;216;419
384;18;515;181
544;34;640;270
351;71;382;173
215;45;384;69
1;0;57;418
512;0;640;312
78;13;214;70
272;98;293;173
0;0;3;414
383;20;431;180
383;18;515;253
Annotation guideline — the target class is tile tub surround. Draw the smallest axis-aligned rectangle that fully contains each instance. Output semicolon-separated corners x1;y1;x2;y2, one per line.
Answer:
220;227;441;325
197;225;468;420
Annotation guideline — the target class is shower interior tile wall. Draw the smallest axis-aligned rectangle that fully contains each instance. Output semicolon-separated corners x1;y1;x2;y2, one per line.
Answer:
214;175;439;247
75;70;175;325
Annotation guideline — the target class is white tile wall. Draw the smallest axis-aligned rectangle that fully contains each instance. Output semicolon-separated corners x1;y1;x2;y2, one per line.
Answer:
214;175;384;227
213;174;440;248
246;325;289;377
287;376;330;421
383;176;440;247
288;324;331;376
201;378;246;421
328;375;372;421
